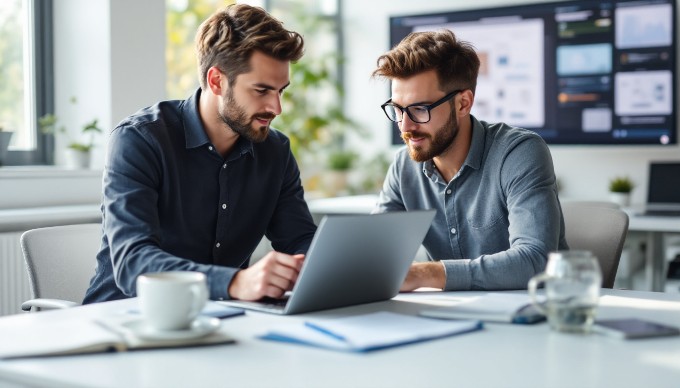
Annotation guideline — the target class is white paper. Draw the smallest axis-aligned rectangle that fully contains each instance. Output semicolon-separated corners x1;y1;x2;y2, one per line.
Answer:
420;293;536;322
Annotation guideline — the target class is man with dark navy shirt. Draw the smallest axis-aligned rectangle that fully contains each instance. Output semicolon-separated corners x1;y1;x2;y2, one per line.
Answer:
84;4;316;304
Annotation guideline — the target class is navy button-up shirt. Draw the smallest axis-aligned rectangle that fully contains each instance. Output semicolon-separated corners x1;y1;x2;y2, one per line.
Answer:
374;116;568;290
83;89;317;303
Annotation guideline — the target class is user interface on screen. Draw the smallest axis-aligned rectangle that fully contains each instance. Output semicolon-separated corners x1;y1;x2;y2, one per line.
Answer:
388;0;676;145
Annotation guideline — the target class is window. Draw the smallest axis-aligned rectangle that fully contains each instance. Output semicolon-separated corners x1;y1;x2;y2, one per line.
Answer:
164;0;354;163
0;0;53;165
166;0;231;100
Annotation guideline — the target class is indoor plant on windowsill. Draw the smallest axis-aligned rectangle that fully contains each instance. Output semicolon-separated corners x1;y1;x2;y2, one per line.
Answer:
323;150;358;197
609;176;635;207
38;113;102;169
0;126;13;166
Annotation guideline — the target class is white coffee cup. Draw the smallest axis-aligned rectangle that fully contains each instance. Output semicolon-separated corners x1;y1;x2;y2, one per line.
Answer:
137;271;208;331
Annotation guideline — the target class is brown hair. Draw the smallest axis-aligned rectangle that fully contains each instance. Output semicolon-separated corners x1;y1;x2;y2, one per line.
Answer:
373;29;480;93
195;4;304;89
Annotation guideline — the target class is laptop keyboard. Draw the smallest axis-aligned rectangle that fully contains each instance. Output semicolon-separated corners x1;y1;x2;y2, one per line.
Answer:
259;296;288;307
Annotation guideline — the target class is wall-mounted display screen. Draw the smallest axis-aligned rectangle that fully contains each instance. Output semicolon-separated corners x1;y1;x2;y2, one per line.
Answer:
389;0;676;145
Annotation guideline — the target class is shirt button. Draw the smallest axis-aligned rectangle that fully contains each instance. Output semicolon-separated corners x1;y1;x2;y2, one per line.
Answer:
450;228;457;235
446;189;452;195
223;163;227;169
221;203;227;209
208;146;213;151
215;242;221;248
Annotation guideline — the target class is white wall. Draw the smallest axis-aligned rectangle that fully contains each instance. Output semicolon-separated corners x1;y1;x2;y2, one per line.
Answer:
342;0;680;205
53;0;165;171
52;0;111;169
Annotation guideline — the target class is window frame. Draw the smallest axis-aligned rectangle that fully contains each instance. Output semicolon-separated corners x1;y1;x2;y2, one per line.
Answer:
4;0;54;166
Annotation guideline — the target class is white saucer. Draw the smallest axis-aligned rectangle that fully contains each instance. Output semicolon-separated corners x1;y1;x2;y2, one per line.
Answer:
122;316;221;341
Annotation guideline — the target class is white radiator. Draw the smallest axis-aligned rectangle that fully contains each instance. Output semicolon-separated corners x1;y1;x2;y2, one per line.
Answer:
0;232;31;316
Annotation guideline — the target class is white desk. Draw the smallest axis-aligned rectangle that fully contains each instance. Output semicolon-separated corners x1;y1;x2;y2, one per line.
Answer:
306;194;378;224
1;289;679;388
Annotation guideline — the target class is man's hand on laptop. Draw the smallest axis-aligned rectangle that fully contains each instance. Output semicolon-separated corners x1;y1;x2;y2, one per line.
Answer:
228;251;305;300
400;262;446;292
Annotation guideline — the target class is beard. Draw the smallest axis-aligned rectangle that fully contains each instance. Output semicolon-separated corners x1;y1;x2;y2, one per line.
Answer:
218;88;275;143
401;109;459;162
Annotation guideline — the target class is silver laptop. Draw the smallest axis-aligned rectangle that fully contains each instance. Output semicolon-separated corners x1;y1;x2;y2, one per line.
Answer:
640;162;680;217
220;210;436;315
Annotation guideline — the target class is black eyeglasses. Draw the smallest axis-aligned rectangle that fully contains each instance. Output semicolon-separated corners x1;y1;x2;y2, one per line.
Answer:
381;89;464;124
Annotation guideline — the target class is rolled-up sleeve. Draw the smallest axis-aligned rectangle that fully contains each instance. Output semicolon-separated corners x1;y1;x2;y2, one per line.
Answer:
442;135;563;290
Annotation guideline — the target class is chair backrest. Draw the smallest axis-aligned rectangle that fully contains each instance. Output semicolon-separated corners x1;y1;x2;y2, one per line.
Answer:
20;223;101;303
561;202;629;288
561;200;620;209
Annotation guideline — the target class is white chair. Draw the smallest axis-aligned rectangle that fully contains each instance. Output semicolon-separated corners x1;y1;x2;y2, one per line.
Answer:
20;223;100;311
561;202;629;288
561;200;620;209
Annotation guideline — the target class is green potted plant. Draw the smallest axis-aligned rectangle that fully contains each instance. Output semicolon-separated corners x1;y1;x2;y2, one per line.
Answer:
38;100;102;169
608;176;634;207
0;125;13;166
323;150;357;196
328;150;357;172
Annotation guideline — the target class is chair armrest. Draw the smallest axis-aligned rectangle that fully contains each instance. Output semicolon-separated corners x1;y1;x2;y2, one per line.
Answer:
21;298;80;312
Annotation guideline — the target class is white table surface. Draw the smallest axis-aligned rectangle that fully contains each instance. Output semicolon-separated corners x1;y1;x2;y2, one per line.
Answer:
1;289;679;388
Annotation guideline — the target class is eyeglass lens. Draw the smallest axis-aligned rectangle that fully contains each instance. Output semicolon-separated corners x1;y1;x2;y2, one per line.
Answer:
384;105;430;123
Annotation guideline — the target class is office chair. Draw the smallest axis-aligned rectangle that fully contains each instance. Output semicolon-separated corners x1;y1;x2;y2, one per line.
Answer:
561;202;629;288
20;223;101;312
561;200;620;209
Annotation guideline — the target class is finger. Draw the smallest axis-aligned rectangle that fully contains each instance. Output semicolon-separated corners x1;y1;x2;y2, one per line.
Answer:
271;264;299;283
265;274;292;295
263;284;287;299
274;252;305;270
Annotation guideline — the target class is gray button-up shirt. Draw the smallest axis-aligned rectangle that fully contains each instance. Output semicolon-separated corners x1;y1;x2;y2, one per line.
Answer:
374;116;568;290
83;89;317;303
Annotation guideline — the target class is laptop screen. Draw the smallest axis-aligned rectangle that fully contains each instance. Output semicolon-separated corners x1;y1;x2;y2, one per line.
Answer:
648;163;680;204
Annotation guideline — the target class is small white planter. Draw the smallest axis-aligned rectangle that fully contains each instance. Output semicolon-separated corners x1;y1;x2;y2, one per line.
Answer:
64;149;91;169
609;192;631;207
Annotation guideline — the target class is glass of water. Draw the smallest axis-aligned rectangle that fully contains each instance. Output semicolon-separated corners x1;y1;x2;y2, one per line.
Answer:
528;250;602;333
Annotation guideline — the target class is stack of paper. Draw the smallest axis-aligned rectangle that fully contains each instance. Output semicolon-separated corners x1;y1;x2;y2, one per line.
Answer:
260;311;482;352
418;293;545;324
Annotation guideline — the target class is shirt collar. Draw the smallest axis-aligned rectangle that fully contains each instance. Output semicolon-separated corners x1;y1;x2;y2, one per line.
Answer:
422;160;442;184
182;88;254;158
229;135;254;161
183;88;210;149
463;115;485;170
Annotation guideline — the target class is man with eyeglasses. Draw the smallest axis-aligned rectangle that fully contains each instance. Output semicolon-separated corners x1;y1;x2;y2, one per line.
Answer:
372;29;568;292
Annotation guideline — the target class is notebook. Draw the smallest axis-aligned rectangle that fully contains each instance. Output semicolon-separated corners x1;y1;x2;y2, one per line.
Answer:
259;311;482;352
219;210;436;315
639;162;680;217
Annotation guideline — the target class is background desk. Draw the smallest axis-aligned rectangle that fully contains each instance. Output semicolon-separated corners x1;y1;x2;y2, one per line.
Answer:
625;209;680;292
1;289;679;388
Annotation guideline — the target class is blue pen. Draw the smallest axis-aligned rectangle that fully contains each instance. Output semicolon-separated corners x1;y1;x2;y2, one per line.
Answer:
304;322;347;342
